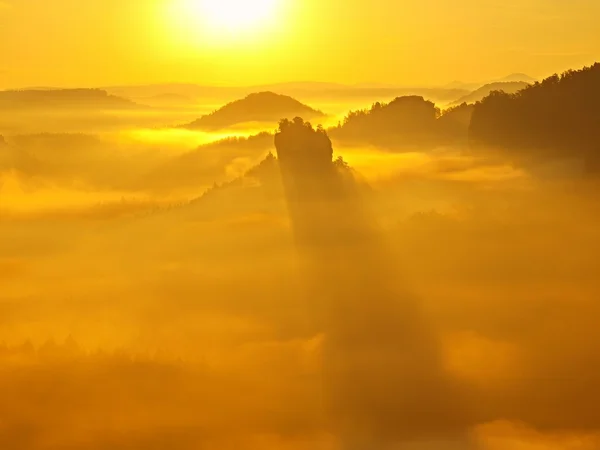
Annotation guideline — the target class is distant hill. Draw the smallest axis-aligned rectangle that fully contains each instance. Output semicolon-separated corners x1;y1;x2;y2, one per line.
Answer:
106;82;346;100
0;89;145;110
450;81;530;106
181;92;324;130
443;74;536;96
104;82;469;106
105;83;216;100
255;81;347;91
302;86;469;103
469;63;600;174
495;73;537;84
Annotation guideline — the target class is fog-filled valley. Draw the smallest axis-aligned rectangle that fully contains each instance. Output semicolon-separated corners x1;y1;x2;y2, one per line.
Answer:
2;64;600;450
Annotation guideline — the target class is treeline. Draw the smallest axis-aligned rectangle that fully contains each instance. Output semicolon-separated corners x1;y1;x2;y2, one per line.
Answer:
329;96;474;149
469;63;600;173
328;63;599;174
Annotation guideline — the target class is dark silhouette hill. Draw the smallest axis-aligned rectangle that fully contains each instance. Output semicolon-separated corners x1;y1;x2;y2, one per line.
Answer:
105;83;220;103
329;95;477;149
329;96;441;149
181;92;324;130
437;103;475;144
469;63;600;174
0;89;145;110
449;81;530;106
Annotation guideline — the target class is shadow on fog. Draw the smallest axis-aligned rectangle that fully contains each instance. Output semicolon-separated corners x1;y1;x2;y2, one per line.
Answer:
275;117;478;449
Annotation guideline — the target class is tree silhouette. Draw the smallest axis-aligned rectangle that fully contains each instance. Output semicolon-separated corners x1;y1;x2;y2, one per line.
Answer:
276;117;333;176
329;95;479;149
469;63;600;174
330;96;440;148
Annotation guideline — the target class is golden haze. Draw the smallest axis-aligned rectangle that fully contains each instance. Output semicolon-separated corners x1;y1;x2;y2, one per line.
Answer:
1;1;600;450
0;0;599;87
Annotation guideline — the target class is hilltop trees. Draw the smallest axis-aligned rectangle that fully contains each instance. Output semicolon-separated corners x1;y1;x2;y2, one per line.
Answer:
330;96;441;148
469;63;600;173
329;96;480;148
275;117;334;173
274;117;342;214
274;117;367;246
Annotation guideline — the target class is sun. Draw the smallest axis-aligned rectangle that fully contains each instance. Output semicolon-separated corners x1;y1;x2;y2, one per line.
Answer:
163;0;287;52
174;0;280;36
201;0;279;31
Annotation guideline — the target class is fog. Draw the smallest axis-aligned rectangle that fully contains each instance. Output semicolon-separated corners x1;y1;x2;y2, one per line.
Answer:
2;74;600;450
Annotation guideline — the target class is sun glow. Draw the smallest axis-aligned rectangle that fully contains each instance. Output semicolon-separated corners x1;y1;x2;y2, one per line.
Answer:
204;0;279;31
173;0;280;37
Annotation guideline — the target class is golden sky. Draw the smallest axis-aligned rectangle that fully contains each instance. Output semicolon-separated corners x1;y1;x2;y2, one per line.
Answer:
0;0;598;88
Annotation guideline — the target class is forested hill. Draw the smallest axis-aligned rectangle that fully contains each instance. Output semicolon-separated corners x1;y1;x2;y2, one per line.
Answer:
469;63;600;173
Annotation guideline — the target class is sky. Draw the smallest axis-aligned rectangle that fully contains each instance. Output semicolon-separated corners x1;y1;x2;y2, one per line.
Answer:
0;0;599;88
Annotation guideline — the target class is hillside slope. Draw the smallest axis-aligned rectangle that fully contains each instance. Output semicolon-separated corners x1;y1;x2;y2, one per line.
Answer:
182;92;324;130
450;81;530;106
